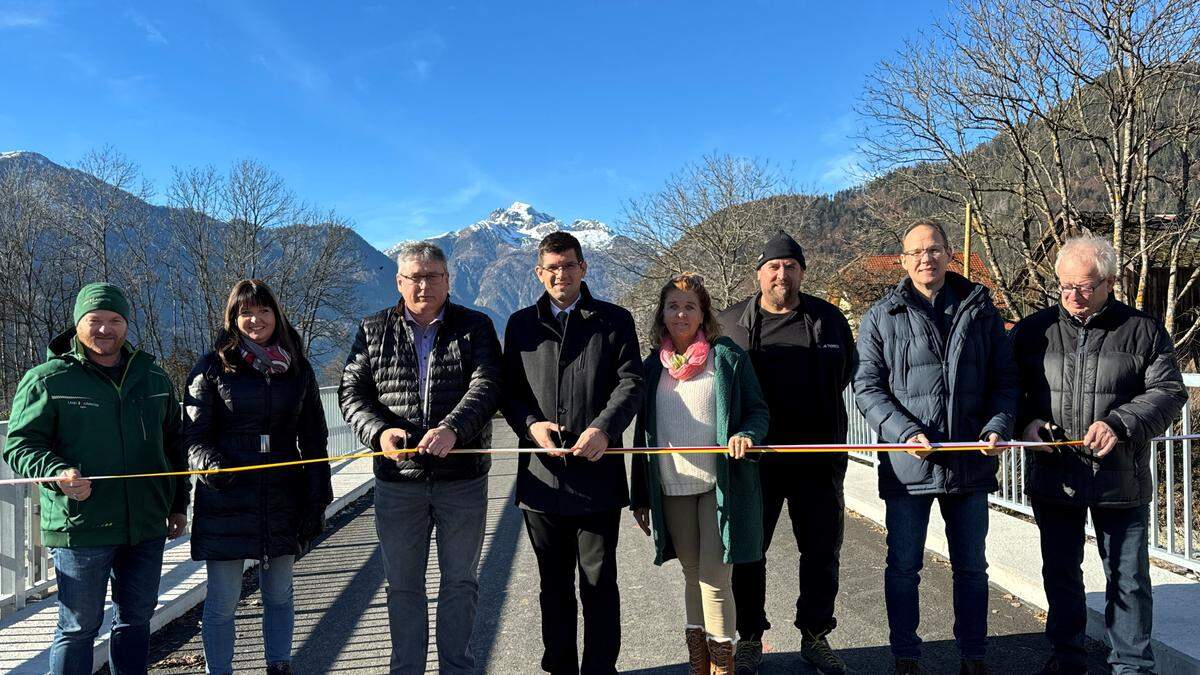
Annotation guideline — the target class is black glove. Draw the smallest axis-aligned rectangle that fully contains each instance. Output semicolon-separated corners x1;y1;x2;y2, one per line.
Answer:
298;504;327;548
199;455;233;490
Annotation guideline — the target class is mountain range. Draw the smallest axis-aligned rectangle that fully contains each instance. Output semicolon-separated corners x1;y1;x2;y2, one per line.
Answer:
0;152;638;364
385;201;639;332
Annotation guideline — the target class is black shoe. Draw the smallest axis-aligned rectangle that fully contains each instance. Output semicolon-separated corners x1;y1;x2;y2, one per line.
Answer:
894;658;922;675
959;659;986;675
1034;656;1087;675
266;663;293;675
733;639;762;675
800;629;846;674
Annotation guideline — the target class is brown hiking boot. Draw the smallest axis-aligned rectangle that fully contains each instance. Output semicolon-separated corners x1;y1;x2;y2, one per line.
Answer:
685;627;710;675
733;639;762;675
707;637;735;675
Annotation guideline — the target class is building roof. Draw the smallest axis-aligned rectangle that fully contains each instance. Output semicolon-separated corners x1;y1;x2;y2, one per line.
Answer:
854;252;998;287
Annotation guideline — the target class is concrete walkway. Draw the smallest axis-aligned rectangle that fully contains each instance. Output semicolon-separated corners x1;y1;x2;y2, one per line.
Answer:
0;456;375;675
143;441;1117;672
843;458;1200;674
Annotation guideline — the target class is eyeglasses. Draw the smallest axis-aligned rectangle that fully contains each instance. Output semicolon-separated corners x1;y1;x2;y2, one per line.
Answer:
671;272;706;285
902;245;947;259
1059;281;1105;298
538;262;581;275
398;272;446;286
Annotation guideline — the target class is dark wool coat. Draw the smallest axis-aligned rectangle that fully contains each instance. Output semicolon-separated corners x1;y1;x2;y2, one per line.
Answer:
184;345;332;561
854;273;1019;498
1011;300;1186;507
630;338;770;565
501;283;645;515
338;300;503;483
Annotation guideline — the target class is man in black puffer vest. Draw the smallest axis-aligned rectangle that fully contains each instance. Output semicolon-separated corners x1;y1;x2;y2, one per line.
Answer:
339;241;502;675
721;231;857;675
1012;235;1185;675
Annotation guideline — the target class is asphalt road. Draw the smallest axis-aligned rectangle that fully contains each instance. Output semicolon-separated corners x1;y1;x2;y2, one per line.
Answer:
143;424;1110;674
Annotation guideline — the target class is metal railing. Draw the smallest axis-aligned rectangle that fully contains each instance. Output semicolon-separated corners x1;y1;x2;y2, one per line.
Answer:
0;386;359;613
843;374;1200;574
5;379;1197;611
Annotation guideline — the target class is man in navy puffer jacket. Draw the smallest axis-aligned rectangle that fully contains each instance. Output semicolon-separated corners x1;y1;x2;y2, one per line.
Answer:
854;220;1019;675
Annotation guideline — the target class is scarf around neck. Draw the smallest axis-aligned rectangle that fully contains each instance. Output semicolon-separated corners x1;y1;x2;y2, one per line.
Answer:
239;336;291;376
659;330;710;381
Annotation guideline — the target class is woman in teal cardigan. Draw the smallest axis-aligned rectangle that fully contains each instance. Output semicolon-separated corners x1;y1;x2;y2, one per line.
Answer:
631;272;770;675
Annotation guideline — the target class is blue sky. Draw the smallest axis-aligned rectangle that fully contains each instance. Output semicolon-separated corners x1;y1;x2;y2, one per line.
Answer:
0;1;949;248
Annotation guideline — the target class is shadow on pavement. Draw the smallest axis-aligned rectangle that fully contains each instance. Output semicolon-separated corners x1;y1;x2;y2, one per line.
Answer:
470;472;526;667
624;632;1111;674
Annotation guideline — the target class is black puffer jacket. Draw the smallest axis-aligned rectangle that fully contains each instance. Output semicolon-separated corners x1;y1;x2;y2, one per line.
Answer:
1011;300;1186;507
338;300;503;483
184;346;332;561
854;273;1019;497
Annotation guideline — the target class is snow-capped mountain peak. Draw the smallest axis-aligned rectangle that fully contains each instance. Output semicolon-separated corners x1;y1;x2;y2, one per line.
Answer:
385;203;617;256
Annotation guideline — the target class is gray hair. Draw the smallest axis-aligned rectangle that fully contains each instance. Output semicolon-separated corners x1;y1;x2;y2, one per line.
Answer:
395;241;447;269
1055;235;1118;279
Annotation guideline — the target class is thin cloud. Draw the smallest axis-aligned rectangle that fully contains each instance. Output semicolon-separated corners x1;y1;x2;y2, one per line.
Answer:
351;177;514;245
817;151;869;193
126;9;167;45
0;5;52;29
219;4;330;91
343;31;445;84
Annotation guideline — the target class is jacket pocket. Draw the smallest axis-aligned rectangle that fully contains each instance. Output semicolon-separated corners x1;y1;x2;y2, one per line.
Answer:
137;392;170;444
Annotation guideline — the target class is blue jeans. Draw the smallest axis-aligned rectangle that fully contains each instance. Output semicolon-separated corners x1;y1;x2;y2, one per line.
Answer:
202;556;295;674
49;537;166;675
1032;501;1154;674
884;492;990;660
374;475;488;675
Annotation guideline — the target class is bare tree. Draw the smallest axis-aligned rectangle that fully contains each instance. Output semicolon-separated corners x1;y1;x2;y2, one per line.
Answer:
857;0;1200;355
619;155;808;312
222;159;293;280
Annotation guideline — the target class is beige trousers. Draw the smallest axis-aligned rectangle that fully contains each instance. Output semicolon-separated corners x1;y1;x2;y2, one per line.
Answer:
661;489;736;640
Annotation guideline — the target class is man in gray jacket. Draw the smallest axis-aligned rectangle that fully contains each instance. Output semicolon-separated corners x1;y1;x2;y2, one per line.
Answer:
855;220;1019;675
1011;235;1186;675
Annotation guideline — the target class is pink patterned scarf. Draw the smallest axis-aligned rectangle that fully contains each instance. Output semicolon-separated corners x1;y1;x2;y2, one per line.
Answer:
659;330;710;381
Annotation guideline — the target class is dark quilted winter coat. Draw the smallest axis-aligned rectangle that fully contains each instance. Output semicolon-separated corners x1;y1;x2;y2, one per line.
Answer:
1011;300;1186;507
184;344;332;561
338;300;503;483
854;273;1019;498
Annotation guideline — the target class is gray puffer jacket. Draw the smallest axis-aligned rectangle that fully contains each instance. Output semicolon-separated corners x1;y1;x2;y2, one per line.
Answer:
1011;300;1186;507
854;273;1019;497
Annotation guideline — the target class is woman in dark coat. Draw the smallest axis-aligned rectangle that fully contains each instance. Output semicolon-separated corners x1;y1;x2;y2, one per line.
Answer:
184;279;332;675
630;273;769;675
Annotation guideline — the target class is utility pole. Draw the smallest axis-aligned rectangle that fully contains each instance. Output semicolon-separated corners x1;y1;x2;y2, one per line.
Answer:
963;203;973;281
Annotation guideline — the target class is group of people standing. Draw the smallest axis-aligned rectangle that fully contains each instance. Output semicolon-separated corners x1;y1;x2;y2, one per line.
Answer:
0;218;1186;675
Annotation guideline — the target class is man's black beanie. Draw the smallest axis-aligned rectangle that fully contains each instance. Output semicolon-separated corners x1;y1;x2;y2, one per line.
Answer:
755;230;806;270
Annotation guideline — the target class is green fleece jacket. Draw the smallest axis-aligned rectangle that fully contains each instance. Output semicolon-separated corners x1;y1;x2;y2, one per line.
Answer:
2;329;189;547
630;337;770;565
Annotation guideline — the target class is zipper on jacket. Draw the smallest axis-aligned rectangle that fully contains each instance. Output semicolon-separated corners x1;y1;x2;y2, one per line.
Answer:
260;372;273;564
1073;325;1090;463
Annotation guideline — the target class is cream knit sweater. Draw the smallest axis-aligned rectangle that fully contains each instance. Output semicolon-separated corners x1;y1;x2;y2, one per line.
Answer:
654;358;719;496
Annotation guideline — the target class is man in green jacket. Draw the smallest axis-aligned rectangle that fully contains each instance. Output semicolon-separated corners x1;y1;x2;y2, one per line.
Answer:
2;283;189;675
